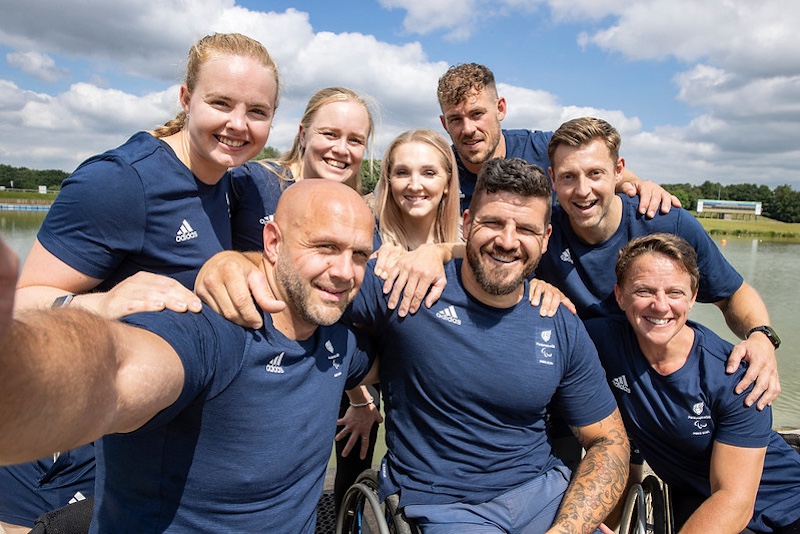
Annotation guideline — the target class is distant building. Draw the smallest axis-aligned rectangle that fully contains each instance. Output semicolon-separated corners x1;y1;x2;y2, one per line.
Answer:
696;199;761;220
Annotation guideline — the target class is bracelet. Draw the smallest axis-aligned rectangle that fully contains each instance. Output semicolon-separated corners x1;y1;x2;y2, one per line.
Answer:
350;395;374;408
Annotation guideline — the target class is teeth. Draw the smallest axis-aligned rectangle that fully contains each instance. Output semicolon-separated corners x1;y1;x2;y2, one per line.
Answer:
646;317;669;325
490;254;516;263
219;137;245;148
575;201;595;208
325;159;346;169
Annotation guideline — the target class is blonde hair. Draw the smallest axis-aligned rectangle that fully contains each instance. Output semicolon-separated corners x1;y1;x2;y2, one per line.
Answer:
377;129;461;248
264;86;376;193
153;33;279;138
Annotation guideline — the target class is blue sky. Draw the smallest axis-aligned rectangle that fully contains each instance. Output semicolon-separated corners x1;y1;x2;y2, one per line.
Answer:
1;0;798;189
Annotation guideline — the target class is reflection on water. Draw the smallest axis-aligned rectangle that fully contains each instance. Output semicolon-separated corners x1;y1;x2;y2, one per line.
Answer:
0;213;798;427
690;237;800;429
0;211;46;264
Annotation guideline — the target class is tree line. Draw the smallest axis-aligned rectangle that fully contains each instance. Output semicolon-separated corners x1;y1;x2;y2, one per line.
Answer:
4;159;798;223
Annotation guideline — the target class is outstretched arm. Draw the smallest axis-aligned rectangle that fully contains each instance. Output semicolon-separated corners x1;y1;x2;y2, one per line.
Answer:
16;239;202;318
0;308;184;465
0;237;18;345
678;442;764;533
546;409;630;534
715;282;780;409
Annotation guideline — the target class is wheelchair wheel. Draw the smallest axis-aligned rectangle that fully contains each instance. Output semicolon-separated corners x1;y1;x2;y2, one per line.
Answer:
618;475;670;534
385;492;419;534
336;470;390;534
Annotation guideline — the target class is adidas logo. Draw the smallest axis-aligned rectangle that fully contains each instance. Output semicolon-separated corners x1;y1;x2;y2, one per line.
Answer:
176;219;198;242
68;492;87;504
266;352;285;374
612;375;630;393
560;248;573;264
259;214;274;225
435;305;461;325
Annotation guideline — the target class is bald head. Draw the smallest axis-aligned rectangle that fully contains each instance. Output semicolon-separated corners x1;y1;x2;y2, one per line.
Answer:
264;179;374;339
275;179;374;235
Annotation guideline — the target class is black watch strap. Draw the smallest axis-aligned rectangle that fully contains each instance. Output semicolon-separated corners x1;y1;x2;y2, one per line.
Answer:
746;325;781;349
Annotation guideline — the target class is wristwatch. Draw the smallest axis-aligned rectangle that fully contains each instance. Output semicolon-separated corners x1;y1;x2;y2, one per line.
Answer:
51;294;76;308
746;325;781;349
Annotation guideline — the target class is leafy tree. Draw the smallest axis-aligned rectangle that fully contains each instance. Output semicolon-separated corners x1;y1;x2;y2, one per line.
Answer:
360;158;381;194
252;146;281;160
765;185;800;223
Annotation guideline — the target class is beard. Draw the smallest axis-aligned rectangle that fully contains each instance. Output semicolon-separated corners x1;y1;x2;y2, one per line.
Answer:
276;252;350;327
466;241;537;296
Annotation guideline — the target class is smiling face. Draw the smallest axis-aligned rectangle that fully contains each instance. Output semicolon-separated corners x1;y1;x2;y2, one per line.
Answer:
299;100;370;183
267;181;374;339
389;141;450;234
439;87;506;174
549;138;624;244
462;191;551;307
181;54;277;184
614;252;698;356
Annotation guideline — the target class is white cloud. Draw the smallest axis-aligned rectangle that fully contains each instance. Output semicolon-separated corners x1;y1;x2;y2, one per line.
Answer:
6;51;69;82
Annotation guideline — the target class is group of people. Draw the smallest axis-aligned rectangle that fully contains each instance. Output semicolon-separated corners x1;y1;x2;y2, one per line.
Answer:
0;30;797;534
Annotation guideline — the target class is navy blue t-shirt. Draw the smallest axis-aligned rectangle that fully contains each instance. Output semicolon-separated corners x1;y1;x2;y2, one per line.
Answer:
228;160;287;251
99;307;374;533
38;131;232;290
537;195;743;320
346;259;616;507
586;317;800;531
455;129;552;212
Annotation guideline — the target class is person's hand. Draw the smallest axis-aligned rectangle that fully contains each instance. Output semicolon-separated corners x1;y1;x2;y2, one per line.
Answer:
0;237;19;344
618;179;681;218
195;251;284;329
727;334;780;409
374;243;448;317
76;271;203;320
335;404;383;460
528;279;576;317
597;523;615;534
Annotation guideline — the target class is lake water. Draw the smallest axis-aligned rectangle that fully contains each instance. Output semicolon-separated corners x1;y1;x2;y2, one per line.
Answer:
2;210;798;428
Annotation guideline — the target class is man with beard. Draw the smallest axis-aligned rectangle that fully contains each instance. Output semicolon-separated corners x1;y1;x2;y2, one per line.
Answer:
436;62;678;216
344;157;629;533
0;180;377;533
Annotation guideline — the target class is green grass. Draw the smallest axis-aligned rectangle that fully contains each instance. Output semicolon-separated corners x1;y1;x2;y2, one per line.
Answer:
694;214;800;242
0;190;58;203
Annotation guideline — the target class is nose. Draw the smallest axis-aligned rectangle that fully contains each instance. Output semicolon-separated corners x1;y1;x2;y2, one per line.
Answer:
328;251;356;283
495;222;518;251
407;172;423;190
227;106;247;131
574;175;591;196
462;118;477;137
651;291;669;311
330;137;348;156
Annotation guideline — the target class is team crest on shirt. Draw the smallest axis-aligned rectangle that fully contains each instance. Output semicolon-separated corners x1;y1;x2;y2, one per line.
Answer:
325;339;342;374
541;330;552;343
692;401;705;415
536;330;555;365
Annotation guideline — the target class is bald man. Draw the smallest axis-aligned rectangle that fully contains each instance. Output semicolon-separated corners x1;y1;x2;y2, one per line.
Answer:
0;180;377;534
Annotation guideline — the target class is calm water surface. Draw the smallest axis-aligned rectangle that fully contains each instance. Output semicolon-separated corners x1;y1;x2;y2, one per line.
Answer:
2;212;798;427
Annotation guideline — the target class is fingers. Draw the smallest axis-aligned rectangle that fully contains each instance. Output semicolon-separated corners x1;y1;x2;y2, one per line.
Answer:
423;277;447;309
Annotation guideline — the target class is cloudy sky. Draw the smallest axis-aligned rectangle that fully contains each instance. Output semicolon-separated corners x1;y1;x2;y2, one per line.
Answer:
1;0;798;189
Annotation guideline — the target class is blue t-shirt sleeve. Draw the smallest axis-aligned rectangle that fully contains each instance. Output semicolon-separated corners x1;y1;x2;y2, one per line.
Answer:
122;308;246;430
230;162;285;252
553;311;618;427
344;262;385;328
344;326;377;390
674;210;743;302
38;157;147;279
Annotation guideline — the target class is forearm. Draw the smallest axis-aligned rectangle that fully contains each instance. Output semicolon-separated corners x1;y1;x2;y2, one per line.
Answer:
716;282;771;339
0;309;121;463
678;491;753;533
548;413;630;533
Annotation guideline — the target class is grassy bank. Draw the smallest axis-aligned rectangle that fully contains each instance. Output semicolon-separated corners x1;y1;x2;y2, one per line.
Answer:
694;214;800;242
0;190;58;204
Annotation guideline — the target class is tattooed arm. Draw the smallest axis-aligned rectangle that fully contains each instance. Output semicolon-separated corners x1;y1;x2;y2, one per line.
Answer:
546;408;630;534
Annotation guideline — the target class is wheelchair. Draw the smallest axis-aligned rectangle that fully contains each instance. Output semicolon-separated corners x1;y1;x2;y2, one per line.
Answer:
335;469;419;534
618;475;674;534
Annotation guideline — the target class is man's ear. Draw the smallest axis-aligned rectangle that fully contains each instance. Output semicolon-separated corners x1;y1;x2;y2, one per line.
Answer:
439;114;447;132
496;96;507;121
263;222;281;263
461;209;471;241
615;157;626;183
614;284;624;310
